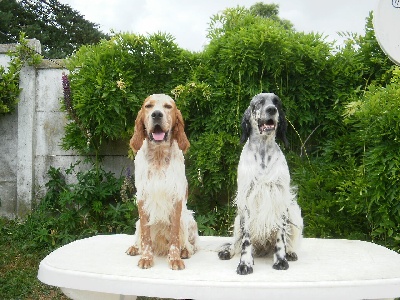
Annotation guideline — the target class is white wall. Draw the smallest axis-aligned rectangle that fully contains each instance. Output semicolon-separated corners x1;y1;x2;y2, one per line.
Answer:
0;40;134;218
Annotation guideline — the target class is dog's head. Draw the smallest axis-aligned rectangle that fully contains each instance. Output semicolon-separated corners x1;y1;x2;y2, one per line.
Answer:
130;94;190;153
240;93;288;147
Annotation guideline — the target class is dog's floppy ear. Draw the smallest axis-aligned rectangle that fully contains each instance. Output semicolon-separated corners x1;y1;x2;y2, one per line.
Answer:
240;106;251;144
130;107;146;152
274;96;289;148
173;108;190;153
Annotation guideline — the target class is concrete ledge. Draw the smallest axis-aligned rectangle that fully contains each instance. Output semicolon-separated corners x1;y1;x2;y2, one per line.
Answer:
37;59;66;69
0;43;17;53
0;39;41;54
38;235;400;300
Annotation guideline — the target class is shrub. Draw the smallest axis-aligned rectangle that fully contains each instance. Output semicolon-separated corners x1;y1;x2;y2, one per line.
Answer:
196;205;236;236
0;33;42;114
175;6;348;209
187;132;241;214
62;32;198;155
201;7;340;151
291;155;370;240
297;67;400;251
21;162;137;250
339;68;400;251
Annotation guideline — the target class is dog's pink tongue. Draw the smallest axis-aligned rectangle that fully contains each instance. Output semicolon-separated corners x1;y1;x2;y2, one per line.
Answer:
152;132;165;141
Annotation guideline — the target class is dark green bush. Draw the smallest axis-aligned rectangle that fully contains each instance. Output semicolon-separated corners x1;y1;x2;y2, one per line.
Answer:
291;155;370;240
62;32;198;155
339;68;400;250
173;7;347;210
196;205;236;236
201;7;339;149
293;67;400;251
22;162;137;250
187;132;241;214
50;4;399;252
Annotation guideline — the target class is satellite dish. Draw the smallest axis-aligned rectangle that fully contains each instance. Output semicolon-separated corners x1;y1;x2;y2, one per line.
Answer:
373;0;400;65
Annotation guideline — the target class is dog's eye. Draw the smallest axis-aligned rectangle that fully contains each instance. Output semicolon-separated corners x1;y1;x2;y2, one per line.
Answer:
164;104;173;109
145;104;153;109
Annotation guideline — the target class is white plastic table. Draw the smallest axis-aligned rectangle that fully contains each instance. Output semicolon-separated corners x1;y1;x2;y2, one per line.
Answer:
38;234;400;300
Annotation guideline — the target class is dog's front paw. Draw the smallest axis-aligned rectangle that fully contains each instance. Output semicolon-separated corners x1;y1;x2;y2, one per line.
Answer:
180;248;190;259
286;252;298;261
138;258;154;269
169;259;185;270
273;259;289;270
126;245;140;256
218;243;233;260
218;250;232;260
236;262;253;275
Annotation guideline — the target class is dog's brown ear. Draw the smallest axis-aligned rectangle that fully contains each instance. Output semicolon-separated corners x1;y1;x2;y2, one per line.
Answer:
173;108;190;153
130;108;146;152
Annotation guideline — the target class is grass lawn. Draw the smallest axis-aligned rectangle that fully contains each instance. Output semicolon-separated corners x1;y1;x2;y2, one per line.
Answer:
0;218;67;300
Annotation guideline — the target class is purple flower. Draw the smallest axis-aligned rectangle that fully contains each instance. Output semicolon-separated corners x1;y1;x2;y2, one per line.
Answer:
62;72;76;119
62;73;71;106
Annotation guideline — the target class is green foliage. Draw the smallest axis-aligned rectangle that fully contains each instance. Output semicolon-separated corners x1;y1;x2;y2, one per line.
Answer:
172;81;212;139
0;0;108;58
4;4;400;298
176;6;349;206
352;12;395;86
196;205;236;236
47;3;400;253
292;155;370;240
200;6;346;152
249;2;293;29
62;32;197;155
0;219;67;299
296;67;400;251
339;68;400;251
21;162;137;250
0;33;42;114
187;132;241;214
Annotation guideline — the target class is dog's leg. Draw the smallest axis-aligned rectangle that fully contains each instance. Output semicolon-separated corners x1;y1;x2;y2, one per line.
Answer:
168;200;185;270
218;215;242;260
286;204;303;261
126;219;141;256
273;224;289;270
236;207;254;275
136;200;154;269
180;213;198;259
286;220;300;261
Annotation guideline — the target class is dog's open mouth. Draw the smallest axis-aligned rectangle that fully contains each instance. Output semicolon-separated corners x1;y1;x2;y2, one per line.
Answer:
259;119;276;134
150;125;168;142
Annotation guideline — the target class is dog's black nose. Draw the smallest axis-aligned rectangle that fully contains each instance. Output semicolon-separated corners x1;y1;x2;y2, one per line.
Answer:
266;106;277;115
151;110;163;119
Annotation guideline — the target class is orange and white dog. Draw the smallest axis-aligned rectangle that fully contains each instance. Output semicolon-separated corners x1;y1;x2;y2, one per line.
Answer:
126;94;198;270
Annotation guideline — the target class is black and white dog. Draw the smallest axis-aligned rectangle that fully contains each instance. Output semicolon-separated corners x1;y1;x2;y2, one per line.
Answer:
218;93;303;275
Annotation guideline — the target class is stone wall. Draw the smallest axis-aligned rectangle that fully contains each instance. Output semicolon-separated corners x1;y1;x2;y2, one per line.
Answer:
0;40;133;218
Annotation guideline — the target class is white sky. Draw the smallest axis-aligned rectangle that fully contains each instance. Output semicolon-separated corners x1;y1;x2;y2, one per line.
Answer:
58;0;379;52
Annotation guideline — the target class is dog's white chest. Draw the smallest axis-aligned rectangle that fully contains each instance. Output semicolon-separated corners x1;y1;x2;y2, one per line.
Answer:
134;140;187;224
235;141;293;235
237;142;290;186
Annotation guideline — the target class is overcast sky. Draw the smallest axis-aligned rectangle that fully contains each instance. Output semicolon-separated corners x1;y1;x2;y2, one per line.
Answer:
58;0;379;52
